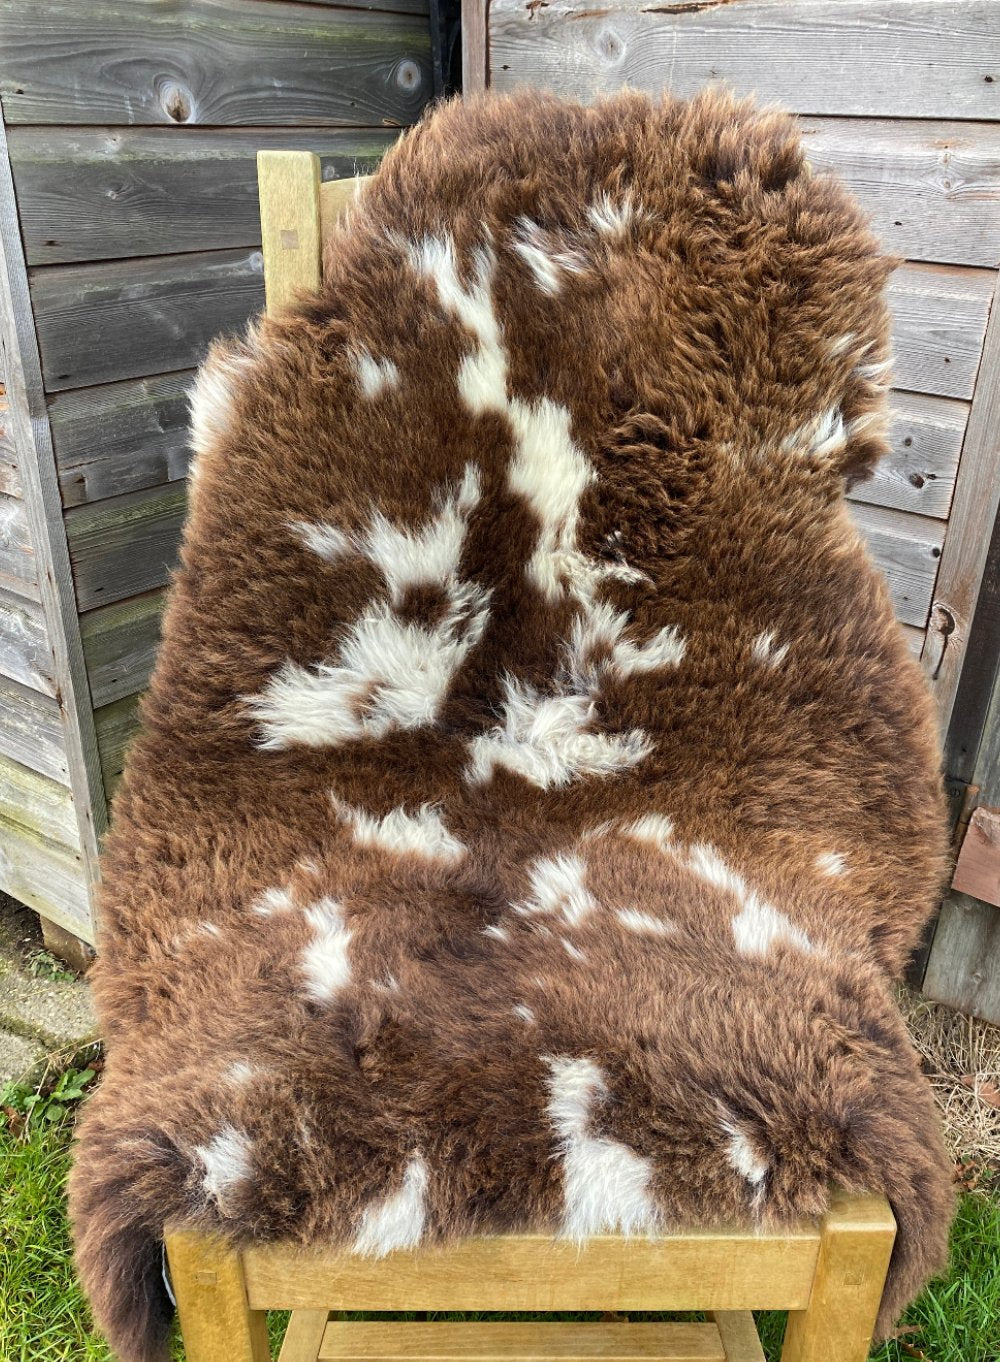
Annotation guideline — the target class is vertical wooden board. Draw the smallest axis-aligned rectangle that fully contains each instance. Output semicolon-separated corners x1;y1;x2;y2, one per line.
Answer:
0;388;19;497
29;248;265;392
80;589;166;707
486;0;1000;120
0;0;433;127
7;127;396;266
94;692;142;797
0;750;79;847
951;806;1000;907
922;892;1000;1024
462;0;489;94
0;587;56;695
166;1232;270;1362
798;118;1000;269
887;263;994;401
64;483;187;612
0;674;69;784
258;150;322;315
847;391;967;521
48;371;194;507
848;503;945;629
0;490;38;596
0;815;91;941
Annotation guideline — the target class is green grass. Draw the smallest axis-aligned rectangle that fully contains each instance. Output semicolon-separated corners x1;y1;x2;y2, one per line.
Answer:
1;1111;997;1361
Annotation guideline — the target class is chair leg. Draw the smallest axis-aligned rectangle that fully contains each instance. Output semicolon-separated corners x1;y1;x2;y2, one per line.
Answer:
780;1193;896;1362
165;1230;271;1362
278;1310;330;1362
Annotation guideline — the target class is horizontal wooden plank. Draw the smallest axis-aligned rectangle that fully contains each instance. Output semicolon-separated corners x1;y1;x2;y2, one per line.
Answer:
317;1321;725;1362
0;490;37;597
65;483;186;612
0;812;91;940
849;502;945;629
951;805;1000;907
30;248;264;392
488;0;1000;119
94;691;142;797
81;589;165;707
0;0;432;127
0;749;78;848
847;390;968;520
243;1228;819;1313
887;263;994;400
9;127;397;266
799;118;1000;269
48;372;193;507
0;674;69;785
0;586;55;695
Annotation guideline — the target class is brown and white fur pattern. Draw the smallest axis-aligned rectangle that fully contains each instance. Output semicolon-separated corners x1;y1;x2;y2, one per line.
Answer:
70;90;953;1362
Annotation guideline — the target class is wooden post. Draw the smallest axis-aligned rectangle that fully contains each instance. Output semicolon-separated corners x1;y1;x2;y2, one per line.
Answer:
278;1310;330;1362
780;1193;896;1362
165;1230;271;1362
257;151;322;316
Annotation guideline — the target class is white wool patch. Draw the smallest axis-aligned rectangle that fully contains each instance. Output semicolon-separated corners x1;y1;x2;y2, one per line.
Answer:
750;629;789;668
252;886;294;916
516;853;598;927
621;813;674;851
196;1125;253;1208
483;923;510;942
361;464;481;604
513;1002;536;1024
587;193;637;237
782;405;846;460
719;1112;769;1201
290;519;352;562
336;800;466;864
248;584;489;749
300;897;353;1002
512;224;563;295
353;348;400;399
561;937;587;962
188;347;254;457
612;624;687;674
353;1155;429;1256
829;332;857;358
545;1056;659;1238
616;908;675;937
225;1061;256;1085
466;677;652;789
685;843;818;958
856;356;893;385
816;850;847;876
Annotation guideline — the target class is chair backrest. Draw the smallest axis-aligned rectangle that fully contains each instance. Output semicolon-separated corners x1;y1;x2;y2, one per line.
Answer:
256;151;370;315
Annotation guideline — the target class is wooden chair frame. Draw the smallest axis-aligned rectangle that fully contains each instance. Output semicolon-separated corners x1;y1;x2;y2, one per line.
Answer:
162;152;898;1362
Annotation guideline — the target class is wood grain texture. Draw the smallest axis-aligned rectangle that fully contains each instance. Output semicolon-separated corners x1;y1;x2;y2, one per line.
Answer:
80;589;165;708
165;1232;270;1362
0;587;55;695
951;805;1000;907
922;272;1000;733
94;692;141;797
259;150;322;315
280;1310;332;1362
317;1320;726;1361
0;490;38;597
848;391;967;521
462;0;489;94
781;1194;896;1362
0;0;432;128
8;127;394;266
0;810;90;937
48;371;193;507
0;390;19;496
65;483;187;612
847;503;945;629
487;0;1000;120
922;892;1000;1022
0;674;69;784
30;248;264;392
243;1228;821;1312
887;263;994;401
711;1314;765;1362
799;118;1000;269
0;749;78;848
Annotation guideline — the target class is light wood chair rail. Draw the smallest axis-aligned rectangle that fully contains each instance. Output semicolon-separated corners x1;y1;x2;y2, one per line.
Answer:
161;150;898;1362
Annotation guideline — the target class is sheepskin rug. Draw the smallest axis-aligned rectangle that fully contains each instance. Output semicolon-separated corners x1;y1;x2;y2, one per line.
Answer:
71;89;954;1362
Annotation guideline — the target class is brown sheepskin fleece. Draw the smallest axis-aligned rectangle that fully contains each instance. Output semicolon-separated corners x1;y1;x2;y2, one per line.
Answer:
70;88;954;1362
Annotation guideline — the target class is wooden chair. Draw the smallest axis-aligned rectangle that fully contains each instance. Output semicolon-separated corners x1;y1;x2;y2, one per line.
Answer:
161;153;899;1362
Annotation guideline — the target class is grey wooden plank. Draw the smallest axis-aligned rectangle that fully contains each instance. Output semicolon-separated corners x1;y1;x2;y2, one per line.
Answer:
887;263;994;401
849;502;946;630
0;117;107;921
0;0;431;127
65;483;187;612
9;127;396;266
81;589;166;707
488;0;1000;119
799;118;1000;269
0;490;38;597
30;247;264;392
922;893;1000;1023
0;587;56;696
0;673;69;785
0;390;18;496
0;749;78;848
847;391;968;521
94;692;142;798
0;813;91;940
49;372;193;507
